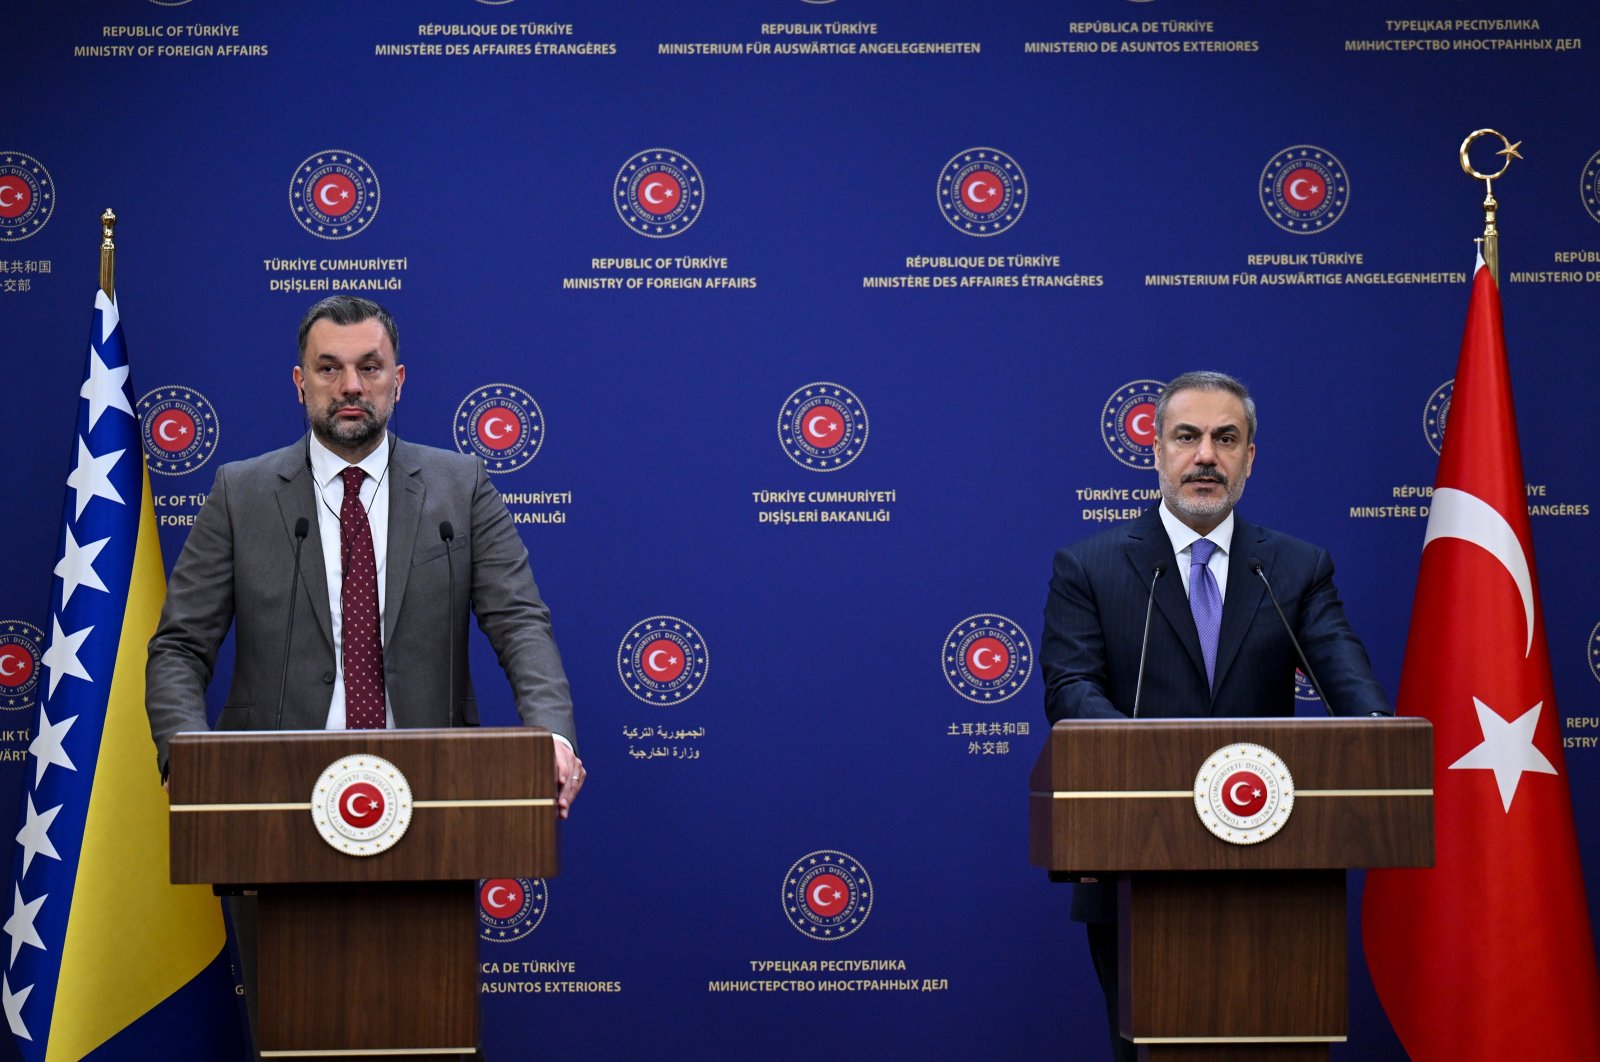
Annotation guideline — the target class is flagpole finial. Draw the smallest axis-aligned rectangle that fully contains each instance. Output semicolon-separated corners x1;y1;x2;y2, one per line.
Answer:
1460;130;1519;284
99;209;117;298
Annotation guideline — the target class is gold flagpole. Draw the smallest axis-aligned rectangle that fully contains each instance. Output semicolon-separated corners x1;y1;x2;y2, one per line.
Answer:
99;208;116;297
1459;129;1521;284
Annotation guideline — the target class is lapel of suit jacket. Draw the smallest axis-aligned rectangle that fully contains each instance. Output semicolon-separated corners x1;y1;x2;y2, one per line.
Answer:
1211;515;1269;704
1122;506;1207;683
272;436;334;652
384;436;425;645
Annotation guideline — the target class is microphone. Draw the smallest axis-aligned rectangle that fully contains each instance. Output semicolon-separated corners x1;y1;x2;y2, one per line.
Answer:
440;521;456;730
1248;558;1335;717
274;517;311;731
1130;564;1165;718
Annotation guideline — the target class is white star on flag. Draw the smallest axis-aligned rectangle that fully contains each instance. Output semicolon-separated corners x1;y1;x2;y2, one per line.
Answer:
54;526;110;609
40;615;93;700
27;703;77;786
14;796;61;879
2;974;31;1041
3;885;47;966
78;348;132;431
95;287;120;342
65;437;124;518
1448;696;1558;812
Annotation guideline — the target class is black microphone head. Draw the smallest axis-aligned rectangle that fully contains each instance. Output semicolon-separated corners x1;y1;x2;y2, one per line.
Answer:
1153;563;1166;576
293;516;309;540
439;520;455;543
1249;558;1265;575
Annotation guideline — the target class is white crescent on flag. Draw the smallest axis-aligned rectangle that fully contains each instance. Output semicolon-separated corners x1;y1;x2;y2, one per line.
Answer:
1422;486;1534;656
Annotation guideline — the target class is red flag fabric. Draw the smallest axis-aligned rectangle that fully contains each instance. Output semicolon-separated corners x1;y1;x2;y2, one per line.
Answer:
1362;257;1600;1059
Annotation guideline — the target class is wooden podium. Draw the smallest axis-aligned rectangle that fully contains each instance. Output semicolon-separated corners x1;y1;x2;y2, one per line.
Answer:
1029;718;1431;1061
168;727;557;1060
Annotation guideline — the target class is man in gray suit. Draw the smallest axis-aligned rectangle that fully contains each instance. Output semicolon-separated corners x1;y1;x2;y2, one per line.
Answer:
145;295;583;812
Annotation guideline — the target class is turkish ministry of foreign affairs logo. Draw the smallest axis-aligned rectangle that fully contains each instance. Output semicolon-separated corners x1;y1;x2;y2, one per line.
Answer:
0;620;44;713
311;755;413;856
1581;148;1600;225
1101;379;1163;469
782;850;873;940
453;383;543;474
478;878;549;942
1423;378;1453;456
944;614;1034;703
1193;743;1295;844
615;149;704;237
290;150;381;239
618;616;708;704
1588;621;1600;687
137;385;221;476
777;383;868;471
1259;146;1349;234
938;148;1027;236
0;152;55;242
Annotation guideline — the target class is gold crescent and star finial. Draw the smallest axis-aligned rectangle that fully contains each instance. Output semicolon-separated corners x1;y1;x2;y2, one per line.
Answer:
1459;129;1517;283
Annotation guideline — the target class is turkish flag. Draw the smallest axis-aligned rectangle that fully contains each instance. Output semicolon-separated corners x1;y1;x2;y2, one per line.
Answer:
1362;258;1600;1059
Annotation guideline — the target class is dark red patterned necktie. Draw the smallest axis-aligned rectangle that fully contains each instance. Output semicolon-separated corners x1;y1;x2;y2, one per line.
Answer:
340;467;386;728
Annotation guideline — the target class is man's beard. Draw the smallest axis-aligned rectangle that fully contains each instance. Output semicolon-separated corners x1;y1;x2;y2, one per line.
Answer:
1160;468;1242;522
311;399;386;450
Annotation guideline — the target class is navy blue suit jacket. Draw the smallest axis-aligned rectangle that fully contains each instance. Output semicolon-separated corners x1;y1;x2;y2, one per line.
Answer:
1041;505;1389;919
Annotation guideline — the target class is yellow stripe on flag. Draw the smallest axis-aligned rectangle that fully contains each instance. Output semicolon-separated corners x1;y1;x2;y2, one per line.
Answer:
49;469;225;1062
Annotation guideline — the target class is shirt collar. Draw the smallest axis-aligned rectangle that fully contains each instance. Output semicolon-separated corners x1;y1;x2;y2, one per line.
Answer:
307;432;391;490
1157;503;1235;559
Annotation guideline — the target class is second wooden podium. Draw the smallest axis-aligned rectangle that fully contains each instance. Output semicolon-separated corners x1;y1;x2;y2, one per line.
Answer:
1030;717;1431;1061
168;727;557;1060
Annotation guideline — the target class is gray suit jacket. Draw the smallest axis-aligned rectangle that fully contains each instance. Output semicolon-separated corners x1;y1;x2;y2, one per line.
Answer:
146;433;576;769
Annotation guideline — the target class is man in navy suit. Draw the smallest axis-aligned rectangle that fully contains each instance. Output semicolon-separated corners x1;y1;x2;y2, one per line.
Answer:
1041;370;1390;1061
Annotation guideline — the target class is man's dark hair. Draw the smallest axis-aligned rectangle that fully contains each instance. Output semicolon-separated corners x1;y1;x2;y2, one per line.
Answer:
296;296;399;363
1154;370;1258;444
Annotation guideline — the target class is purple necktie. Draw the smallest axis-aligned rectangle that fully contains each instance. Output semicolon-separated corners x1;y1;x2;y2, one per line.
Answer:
1189;538;1222;690
340;467;386;729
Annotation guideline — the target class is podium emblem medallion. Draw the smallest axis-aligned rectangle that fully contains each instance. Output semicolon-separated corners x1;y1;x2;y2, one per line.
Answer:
312;755;413;856
1193;743;1294;845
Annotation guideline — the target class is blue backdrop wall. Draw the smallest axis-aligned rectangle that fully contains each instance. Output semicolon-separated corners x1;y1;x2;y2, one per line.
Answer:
3;2;1599;1059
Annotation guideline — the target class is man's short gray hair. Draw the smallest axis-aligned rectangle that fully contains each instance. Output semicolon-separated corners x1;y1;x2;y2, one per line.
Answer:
1154;370;1257;443
296;296;399;364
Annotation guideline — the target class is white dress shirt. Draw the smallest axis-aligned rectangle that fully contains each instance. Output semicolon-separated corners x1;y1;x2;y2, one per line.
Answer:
1157;504;1235;602
307;433;395;728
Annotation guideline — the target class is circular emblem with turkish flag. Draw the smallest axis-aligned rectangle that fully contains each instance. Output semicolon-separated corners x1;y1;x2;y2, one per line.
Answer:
943;613;1034;703
289;150;381;239
137;385;221;476
478;877;548;942
1100;378;1163;469
782;849;873;940
452;383;543;473
614;148;703;237
0;151;55;242
312;755;413;856
0;620;43;713
777;382;868;472
1258;145;1349;235
1193;742;1294;844
938;147;1027;236
617;615;708;704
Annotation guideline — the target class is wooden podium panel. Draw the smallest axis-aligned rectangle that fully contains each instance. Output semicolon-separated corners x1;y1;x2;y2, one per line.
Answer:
1029;718;1432;1061
168;727;558;1059
1030;718;1432;872
169;727;558;883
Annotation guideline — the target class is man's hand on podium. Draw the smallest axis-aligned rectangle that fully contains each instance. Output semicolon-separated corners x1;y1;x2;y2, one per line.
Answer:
555;742;585;819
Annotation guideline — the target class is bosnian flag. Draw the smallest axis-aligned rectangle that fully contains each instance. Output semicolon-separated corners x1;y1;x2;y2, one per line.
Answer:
3;289;243;1060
